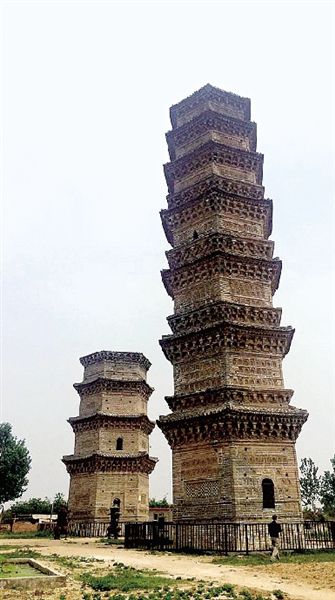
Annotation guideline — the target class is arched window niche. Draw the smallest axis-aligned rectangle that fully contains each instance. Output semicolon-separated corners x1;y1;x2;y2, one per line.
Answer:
116;437;123;451
262;478;275;509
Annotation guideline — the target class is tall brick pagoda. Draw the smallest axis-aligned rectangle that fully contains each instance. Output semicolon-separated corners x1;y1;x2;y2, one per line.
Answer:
63;351;157;523
157;85;308;522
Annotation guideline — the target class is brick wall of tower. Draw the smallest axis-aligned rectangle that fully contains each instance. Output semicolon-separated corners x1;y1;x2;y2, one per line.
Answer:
67;471;150;522
174;164;257;194
172;442;234;521
174;213;264;247
174;130;251;158
79;391;148;417
228;441;303;521
68;473;98;521
173;99;249;127
74;429;149;456
83;361;147;383
173;277;273;313
172;440;302;522
94;472;149;521
173;352;283;395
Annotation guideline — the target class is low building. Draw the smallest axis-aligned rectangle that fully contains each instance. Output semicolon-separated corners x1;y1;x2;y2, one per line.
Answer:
149;506;173;521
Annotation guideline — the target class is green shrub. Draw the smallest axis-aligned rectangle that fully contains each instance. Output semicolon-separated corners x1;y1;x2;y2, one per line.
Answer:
222;583;235;593
239;591;253;600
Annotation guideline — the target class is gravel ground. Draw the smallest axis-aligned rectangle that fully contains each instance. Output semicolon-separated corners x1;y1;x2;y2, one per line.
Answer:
0;538;334;600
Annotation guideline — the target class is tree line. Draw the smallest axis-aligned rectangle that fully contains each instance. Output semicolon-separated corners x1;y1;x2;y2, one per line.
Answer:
300;456;335;518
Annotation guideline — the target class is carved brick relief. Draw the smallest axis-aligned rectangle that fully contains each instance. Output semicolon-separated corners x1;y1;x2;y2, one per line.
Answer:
185;479;221;499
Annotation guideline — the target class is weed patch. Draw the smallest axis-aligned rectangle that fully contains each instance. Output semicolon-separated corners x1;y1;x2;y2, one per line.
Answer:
81;566;273;600
82;564;182;592
0;548;40;562
48;553;104;570
78;584;275;600
272;591;285;600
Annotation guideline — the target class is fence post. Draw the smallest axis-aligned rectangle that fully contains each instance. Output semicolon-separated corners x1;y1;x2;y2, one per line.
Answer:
245;524;249;555
296;523;301;551
175;522;179;551
224;523;228;556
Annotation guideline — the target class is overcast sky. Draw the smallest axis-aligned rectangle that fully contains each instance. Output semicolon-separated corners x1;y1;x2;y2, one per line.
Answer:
1;0;334;504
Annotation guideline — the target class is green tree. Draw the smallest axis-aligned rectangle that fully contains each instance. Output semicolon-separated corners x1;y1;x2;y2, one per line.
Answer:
149;496;169;507
0;423;31;505
320;455;335;516
8;493;66;516
53;492;67;512
9;497;51;515
299;457;321;511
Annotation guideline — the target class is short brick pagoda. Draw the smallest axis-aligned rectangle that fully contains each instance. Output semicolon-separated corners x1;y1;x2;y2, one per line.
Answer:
157;85;308;522
63;351;157;522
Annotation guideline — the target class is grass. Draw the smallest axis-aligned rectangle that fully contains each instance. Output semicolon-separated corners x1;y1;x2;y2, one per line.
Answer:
81;563;187;592
212;550;335;567
80;578;275;599
0;530;52;539
81;565;277;600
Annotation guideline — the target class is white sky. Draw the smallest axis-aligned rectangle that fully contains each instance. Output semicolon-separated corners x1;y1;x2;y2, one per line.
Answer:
1;0;334;504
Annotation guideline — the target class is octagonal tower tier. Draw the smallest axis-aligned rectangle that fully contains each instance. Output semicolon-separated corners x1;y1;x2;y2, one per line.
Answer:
157;85;308;522
63;351;157;523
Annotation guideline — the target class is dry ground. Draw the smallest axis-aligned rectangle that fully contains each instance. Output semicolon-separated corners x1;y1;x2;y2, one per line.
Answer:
0;537;334;600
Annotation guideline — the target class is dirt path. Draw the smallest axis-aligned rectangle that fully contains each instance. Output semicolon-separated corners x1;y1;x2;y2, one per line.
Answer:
3;538;335;600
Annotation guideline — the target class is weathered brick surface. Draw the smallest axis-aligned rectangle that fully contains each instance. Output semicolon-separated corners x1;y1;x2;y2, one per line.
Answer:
173;163;257;194
173;276;273;313
158;85;308;522
171;96;250;128
63;351;157;522
79;391;148;417
83;361;147;383
173;130;251;159
74;429;149;456
173;352;284;395
172;440;302;521
166;201;270;247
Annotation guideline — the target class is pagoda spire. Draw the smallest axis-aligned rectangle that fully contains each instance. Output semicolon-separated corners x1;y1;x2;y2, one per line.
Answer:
63;351;157;523
157;85;307;522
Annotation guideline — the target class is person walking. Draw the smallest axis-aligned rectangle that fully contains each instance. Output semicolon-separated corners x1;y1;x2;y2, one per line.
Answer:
268;514;282;560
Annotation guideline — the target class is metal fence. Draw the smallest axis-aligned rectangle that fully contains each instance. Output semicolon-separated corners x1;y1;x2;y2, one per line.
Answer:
68;521;126;538
124;520;335;554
